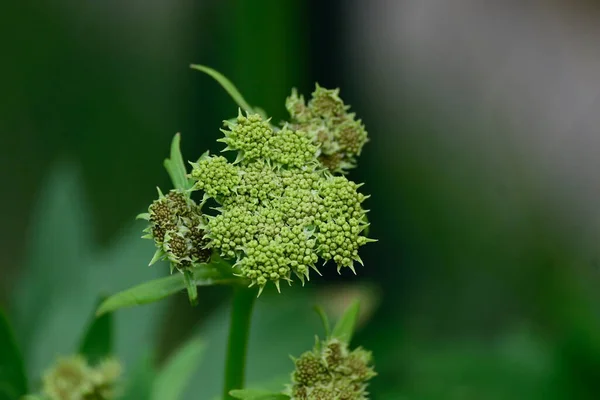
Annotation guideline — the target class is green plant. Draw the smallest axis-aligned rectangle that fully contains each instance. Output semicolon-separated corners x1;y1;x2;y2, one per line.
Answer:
7;66;376;400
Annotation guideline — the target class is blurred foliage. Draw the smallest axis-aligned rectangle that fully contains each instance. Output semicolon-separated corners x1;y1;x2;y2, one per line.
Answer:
2;1;600;399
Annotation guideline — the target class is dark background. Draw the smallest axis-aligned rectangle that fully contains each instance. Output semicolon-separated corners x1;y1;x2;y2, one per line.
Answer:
3;1;600;398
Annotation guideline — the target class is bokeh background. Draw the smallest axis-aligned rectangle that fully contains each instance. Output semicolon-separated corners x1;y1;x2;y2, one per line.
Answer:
3;1;600;398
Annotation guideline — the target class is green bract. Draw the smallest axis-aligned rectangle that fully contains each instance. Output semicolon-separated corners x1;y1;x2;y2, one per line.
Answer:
189;111;372;292
287;338;376;400
286;85;368;173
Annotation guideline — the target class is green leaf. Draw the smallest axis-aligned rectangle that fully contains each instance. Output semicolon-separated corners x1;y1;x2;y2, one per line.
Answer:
0;309;28;398
78;298;113;365
331;300;360;343
183;269;198;306
96;265;226;316
151;337;205;400
313;305;331;338
164;133;193;191
190;65;254;113
229;389;289;400
120;352;157;400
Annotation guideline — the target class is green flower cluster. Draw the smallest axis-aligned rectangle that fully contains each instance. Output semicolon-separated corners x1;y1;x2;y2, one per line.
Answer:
141;189;211;271
41;355;122;400
287;338;376;400
190;112;372;292
286;85;368;173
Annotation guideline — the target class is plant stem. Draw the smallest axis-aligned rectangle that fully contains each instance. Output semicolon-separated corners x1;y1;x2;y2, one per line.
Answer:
223;286;256;399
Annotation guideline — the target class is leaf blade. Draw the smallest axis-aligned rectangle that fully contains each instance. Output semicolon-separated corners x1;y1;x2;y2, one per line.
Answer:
78;298;113;365
164;133;193;191
151;337;205;400
96;265;222;316
331;300;360;343
190;64;254;113
313;305;331;338
229;389;290;400
0;309;28;397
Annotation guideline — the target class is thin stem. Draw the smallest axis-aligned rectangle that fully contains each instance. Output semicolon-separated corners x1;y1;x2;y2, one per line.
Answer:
223;286;256;399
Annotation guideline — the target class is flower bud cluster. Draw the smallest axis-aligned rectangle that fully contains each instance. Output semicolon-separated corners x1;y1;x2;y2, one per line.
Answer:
286;85;368;173
219;112;318;167
287;338;376;400
144;189;211;271
190;113;372;291
42;355;122;400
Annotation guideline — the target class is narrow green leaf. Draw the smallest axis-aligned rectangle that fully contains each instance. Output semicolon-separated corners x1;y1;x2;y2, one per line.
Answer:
190;65;254;113
0;309;28;397
78;298;113;365
120;352;157;400
313;305;331;338
229;389;290;400
163;133;193;191
331;300;361;343
96;265;224;316
183;269;198;306
151;337;205;400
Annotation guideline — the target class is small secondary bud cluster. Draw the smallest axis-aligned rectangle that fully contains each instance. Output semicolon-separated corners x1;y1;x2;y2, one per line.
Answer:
142;189;211;271
286;85;368;173
190;112;372;292
287;338;376;400
41;355;122;400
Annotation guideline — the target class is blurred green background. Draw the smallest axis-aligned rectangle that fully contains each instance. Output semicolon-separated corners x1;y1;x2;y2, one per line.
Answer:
2;1;600;399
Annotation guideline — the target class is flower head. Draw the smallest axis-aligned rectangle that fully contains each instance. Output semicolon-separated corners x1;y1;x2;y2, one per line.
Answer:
142;189;211;271
286;85;369;173
42;355;122;400
190;112;372;292
287;338;376;400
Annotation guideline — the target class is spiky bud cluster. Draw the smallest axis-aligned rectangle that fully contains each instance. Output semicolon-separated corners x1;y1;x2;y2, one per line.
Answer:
41;355;122;400
142;189;211;271
287;338;376;400
286;85;368;173
190;112;372;292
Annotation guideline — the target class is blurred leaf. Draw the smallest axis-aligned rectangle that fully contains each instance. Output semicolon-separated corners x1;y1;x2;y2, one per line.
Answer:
331;300;360;343
313;305;330;338
11;164;166;379
183;288;324;400
151;337;205;400
120;352;156;400
78;298;113;365
190;65;254;114
229;389;289;400
96;265;226;316
0;310;28;399
164;134;193;191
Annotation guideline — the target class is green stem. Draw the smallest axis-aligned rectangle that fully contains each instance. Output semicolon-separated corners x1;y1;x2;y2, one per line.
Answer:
223;286;256;399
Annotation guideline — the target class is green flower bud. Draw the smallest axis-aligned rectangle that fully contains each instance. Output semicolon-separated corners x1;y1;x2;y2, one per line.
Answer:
286;85;369;173
143;189;211;272
286;338;376;400
189;112;374;293
41;355;122;400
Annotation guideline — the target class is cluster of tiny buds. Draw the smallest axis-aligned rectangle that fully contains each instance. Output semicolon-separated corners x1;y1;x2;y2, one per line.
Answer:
189;111;374;293
40;355;122;400
287;338;376;400
141;189;211;272
286;85;368;173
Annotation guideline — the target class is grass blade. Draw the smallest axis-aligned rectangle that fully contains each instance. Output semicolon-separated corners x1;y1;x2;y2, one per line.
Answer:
190;64;254;113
